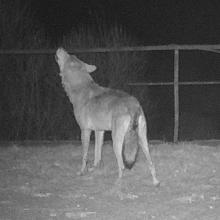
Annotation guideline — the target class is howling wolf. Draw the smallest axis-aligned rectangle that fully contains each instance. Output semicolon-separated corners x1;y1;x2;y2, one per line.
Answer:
55;48;159;186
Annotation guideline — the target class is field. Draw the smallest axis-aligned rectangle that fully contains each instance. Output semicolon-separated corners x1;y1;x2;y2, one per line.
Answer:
0;140;220;220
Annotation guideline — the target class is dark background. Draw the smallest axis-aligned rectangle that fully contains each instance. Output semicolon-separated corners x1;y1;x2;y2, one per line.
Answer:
32;0;220;45
1;0;220;141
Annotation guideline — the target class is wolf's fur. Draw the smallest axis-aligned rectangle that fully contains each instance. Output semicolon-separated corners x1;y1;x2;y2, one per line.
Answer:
122;111;140;169
55;48;159;186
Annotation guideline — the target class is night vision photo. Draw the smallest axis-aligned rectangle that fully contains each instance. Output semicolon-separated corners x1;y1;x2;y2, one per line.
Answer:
0;0;220;219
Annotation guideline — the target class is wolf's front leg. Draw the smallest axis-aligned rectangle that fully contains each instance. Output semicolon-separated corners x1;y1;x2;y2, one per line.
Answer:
94;130;104;168
112;116;130;179
77;129;91;176
88;130;104;172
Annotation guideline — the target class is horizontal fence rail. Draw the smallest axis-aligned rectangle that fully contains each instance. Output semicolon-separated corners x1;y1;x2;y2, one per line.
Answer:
128;81;220;86
1;44;220;142
0;44;220;54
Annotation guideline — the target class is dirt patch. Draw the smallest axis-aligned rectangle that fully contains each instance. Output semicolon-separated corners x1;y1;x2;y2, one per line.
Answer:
0;141;220;219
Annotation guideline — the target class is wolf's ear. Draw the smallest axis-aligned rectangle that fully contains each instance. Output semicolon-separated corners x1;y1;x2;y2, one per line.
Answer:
85;64;97;73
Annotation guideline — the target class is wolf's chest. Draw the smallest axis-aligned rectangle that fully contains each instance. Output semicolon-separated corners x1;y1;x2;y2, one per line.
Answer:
74;104;113;130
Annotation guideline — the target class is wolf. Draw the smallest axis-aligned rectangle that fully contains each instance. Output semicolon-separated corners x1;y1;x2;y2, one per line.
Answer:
55;48;159;186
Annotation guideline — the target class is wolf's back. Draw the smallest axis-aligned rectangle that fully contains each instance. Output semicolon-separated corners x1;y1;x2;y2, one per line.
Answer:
122;111;140;169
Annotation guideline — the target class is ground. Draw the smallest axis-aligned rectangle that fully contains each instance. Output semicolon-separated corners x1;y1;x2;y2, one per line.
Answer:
0;140;220;220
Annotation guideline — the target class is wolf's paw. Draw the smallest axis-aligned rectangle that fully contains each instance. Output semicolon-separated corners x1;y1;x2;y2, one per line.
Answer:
88;167;95;172
153;179;160;187
76;170;85;176
76;166;88;176
93;160;104;169
88;160;104;173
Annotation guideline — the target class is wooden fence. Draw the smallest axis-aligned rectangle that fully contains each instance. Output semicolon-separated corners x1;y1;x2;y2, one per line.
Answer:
1;44;220;142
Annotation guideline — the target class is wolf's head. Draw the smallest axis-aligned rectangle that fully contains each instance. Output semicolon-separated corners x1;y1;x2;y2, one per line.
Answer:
55;48;96;73
55;48;97;86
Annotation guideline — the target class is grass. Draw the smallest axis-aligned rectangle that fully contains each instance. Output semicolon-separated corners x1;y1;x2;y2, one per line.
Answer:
0;141;220;219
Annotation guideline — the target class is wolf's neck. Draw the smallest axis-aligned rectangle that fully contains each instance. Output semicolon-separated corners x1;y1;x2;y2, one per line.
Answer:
62;78;93;93
62;79;102;108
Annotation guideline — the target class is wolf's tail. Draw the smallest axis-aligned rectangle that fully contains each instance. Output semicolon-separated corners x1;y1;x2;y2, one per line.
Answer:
122;110;140;169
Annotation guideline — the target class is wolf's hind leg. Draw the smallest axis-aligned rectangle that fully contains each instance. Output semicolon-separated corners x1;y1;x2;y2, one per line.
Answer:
138;115;160;186
77;129;92;176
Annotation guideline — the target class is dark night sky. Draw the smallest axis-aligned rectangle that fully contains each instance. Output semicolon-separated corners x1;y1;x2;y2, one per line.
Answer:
1;0;220;141
32;0;220;45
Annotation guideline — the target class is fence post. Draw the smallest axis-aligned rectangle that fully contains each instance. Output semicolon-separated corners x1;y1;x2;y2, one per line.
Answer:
174;49;179;143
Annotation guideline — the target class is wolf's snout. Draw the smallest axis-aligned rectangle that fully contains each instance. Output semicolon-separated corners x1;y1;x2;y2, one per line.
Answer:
56;48;69;61
56;47;66;55
55;54;58;62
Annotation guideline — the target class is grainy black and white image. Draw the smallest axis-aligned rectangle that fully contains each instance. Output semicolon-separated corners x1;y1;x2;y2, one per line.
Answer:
0;0;220;219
